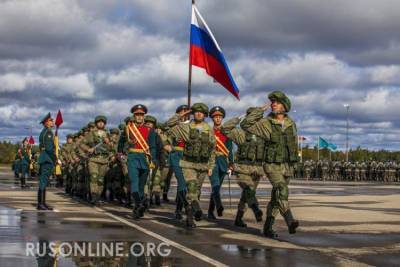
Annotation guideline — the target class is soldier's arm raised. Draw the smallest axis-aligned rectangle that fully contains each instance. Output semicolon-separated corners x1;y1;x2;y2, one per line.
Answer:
226;128;246;145
240;107;265;130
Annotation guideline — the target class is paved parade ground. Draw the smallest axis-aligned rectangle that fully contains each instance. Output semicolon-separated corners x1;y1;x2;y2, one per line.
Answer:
0;166;399;267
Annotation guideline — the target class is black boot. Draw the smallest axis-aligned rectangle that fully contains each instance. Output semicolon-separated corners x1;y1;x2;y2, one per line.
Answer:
213;191;224;217
175;191;184;220
42;189;53;210
192;200;203;221
283;210;299;234
20;176;25;188
263;216;278;238
155;193;161;206
250;204;263;222
185;203;196;228
132;193;144;219
234;210;247;227
36;189;47;210
208;195;216;219
162;192;170;203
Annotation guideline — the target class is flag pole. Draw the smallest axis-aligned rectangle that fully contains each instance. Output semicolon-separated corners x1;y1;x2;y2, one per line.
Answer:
187;0;195;107
317;137;320;161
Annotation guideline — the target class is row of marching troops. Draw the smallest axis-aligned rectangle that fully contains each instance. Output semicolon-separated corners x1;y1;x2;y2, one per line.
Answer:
296;160;400;182
34;91;300;238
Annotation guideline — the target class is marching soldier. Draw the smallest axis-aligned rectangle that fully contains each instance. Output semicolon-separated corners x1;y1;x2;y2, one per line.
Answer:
104;128;122;202
220;110;265;228
120;105;157;219
207;106;234;219
163;103;216;228
37;113;55;210
161;105;190;220
241;91;299;238
80;115;113;205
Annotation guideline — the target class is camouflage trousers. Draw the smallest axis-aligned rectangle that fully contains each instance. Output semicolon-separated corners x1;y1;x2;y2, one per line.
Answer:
234;163;264;212
263;163;294;218
88;157;109;199
180;159;208;205
149;164;169;194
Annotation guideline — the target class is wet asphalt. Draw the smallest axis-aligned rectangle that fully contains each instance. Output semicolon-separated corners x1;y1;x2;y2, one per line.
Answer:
0;167;399;267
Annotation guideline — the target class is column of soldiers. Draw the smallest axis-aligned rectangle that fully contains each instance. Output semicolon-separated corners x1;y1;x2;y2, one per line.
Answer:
33;91;311;239
297;160;400;182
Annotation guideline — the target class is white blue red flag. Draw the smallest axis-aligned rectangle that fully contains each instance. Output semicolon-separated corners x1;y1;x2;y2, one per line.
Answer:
190;4;240;100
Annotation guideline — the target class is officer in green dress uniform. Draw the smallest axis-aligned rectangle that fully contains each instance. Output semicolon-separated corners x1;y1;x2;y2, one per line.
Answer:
37;113;55;210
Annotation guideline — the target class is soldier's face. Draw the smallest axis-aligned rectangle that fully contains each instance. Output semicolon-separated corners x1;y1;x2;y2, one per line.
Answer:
134;113;145;124
67;138;73;144
45;119;54;128
145;122;155;129
194;112;205;122
212;115;223;126
96;121;105;129
179;109;190;121
23;140;28;146
271;100;286;113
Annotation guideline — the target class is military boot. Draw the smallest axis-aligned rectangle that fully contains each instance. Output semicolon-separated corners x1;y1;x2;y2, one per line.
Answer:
207;195;216;219
213;190;224;217
42;189;53;210
36;189;47;210
154;193;161;206
234;210;247;227
162;192;170;203
283;209;299;234
185;203;196;228
175;191;184;220
132;193;144;220
263;216;278;238
250;203;263;222
192;200;203;221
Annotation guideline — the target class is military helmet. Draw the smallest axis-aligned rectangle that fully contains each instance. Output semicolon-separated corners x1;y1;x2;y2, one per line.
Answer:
82;126;89;132
268;91;291;112
95;115;107;124
144;115;157;125
191;103;209;116
66;134;74;139
176;104;189;113
87;122;95;128
110;128;120;135
209;106;226;118
131;104;148;114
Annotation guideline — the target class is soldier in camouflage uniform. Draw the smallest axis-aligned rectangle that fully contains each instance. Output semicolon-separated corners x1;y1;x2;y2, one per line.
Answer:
221;111;265;228
104;128;121;202
304;160;312;180
321;160;329;181
163;103;216;228
60;134;75;194
241;91;299;238
18;138;31;188
117;119;131;206
144;115;168;206
80;115;114;205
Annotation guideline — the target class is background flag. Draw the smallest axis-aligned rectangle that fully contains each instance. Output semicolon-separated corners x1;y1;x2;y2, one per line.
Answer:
190;4;240;99
318;136;337;151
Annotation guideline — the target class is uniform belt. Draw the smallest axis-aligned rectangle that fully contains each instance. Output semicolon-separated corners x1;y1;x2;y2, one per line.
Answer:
129;148;145;153
173;146;184;151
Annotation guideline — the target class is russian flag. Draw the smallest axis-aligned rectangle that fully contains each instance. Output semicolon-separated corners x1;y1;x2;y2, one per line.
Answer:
190;4;240;100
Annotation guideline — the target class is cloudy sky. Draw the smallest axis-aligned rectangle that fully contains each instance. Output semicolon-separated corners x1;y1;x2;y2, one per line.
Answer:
1;0;400;150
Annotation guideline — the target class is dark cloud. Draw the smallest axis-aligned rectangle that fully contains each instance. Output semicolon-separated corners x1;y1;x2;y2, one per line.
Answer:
0;0;399;150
